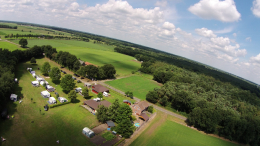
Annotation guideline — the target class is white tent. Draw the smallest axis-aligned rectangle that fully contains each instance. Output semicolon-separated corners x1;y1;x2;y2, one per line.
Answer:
40;81;49;86
37;77;45;82
49;97;57;104
58;97;68;103
103;92;108;97
31;81;39;86
41;91;50;98
46;85;55;92
82;127;95;138
10;94;18;101
32;73;36;78
75;87;82;93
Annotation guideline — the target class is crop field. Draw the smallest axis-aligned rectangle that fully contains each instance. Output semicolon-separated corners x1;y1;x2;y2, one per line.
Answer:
105;75;161;100
0;41;25;51
10;39;141;76
0;58;99;146
130;111;237;146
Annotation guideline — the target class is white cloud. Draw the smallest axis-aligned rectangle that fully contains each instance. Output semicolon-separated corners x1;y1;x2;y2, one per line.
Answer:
162;22;175;30
195;28;216;38
211;37;230;47
252;0;260;17
188;0;241;22
246;37;252;42
233;33;237;37
250;53;260;64
214;26;234;34
155;0;167;8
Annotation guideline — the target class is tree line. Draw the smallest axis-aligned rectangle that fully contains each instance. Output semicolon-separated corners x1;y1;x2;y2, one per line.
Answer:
43;46;116;79
0;24;17;29
4;34;71;39
0;45;45;111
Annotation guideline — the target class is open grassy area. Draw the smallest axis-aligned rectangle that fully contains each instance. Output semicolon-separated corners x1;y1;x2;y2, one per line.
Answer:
105;76;161;100
10;39;141;76
130;111;238;146
0;57;99;146
0;41;25;51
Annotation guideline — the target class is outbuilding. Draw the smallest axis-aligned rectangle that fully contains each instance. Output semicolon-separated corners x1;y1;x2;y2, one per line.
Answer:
48;97;57;104
92;84;109;94
106;121;115;128
58;97;68;103
10;94;18;101
139;113;149;121
31;81;39;87
82;127;95;138
123;100;131;105
75;87;82;93
46;85;55;92
41;91;50;98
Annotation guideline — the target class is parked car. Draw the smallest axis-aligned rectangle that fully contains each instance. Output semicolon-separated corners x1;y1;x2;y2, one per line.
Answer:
77;80;81;83
81;77;84;79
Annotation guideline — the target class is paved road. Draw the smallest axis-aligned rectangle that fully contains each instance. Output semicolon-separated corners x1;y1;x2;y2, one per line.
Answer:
99;82;187;121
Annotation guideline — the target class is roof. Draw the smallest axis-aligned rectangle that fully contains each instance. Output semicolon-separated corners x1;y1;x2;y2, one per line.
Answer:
76;87;82;90
92;84;109;93
85;62;97;66
41;91;50;96
139;113;149;121
106;121;115;127
32;81;39;84
49;97;56;101
79;60;85;64
135;101;149;111
84;100;111;110
47;85;54;89
85;83;92;86
123;100;131;104
10;94;17;98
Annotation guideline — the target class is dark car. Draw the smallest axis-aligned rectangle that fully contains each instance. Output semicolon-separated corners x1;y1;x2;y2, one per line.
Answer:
81;77;84;79
63;71;67;74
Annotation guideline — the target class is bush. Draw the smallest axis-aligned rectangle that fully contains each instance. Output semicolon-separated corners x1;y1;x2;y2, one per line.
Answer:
147;106;154;113
49;101;71;108
131;115;137;121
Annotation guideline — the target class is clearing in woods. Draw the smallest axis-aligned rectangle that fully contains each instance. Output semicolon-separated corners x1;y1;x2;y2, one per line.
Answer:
130;111;238;146
105;75;161;100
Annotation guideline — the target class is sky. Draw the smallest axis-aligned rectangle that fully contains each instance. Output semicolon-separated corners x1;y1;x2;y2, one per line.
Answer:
1;0;260;84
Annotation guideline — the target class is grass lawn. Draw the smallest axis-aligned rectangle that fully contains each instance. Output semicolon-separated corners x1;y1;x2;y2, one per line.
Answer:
0;58;99;146
130;111;238;146
105;76;161;100
101;131;116;141
10;39;141;76
0;41;25;51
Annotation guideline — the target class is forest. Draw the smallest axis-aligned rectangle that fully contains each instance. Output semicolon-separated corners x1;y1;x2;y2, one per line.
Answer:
0;24;17;29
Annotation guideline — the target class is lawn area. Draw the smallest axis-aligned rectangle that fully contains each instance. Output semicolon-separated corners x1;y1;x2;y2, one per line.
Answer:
130;111;238;146
102;131;116;141
10;39;141;76
105;75;161;100
0;41;25;51
0;57;99;146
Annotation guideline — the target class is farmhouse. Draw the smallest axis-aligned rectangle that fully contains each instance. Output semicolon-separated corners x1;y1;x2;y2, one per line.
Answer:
139;113;149;121
10;94;18;101
84;100;111;112
41;90;50;98
92;84;109;94
131;101;149;115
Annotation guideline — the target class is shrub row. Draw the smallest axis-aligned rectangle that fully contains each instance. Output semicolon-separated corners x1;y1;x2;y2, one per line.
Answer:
49;101;71;108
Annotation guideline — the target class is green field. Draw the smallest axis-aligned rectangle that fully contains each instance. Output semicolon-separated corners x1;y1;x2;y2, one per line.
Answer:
0;41;25;51
130;111;238;146
105;75;161;100
10;39;141;76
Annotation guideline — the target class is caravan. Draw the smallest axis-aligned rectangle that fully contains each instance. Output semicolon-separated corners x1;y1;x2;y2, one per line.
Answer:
31;81;39;87
103;92;109;97
58;97;68;103
10;94;18;101
41;91;50;98
46;85;55;92
48;97;57;104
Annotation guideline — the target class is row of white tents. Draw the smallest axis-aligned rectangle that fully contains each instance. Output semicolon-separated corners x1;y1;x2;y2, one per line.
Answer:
40;90;68;104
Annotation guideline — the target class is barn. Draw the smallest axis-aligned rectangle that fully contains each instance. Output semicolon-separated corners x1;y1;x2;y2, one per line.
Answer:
92;84;109;94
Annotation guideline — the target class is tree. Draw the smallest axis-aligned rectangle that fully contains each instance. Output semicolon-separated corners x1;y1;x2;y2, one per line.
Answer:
77;66;87;77
19;38;28;48
115;118;134;138
49;67;61;82
101;64;116;78
116;104;132;123
30;57;36;64
128;92;133;99
41;62;51;76
146;90;159;104
68;90;77;102
97;92;103;99
86;65;99;79
60;74;75;93
73;60;81;71
108;99;120;121
96;105;109;123
147;106;154;113
82;87;89;99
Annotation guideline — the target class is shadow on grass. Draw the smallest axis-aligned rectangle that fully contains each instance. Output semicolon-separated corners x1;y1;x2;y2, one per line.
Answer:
71;99;80;103
52;80;60;85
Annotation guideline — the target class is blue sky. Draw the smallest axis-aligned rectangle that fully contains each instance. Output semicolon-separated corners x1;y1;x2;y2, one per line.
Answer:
1;0;260;84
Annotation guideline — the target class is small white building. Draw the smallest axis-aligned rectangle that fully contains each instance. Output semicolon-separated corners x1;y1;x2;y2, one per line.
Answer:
10;94;18;101
41;91;50;98
49;97;57;104
31;81;39;87
82;127;95;138
58;97;68;103
75;87;82;93
46;85;55;92
103;92;108;97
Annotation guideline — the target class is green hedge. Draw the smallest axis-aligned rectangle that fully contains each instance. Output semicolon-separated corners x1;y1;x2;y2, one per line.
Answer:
49;101;71;108
113;138;125;146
